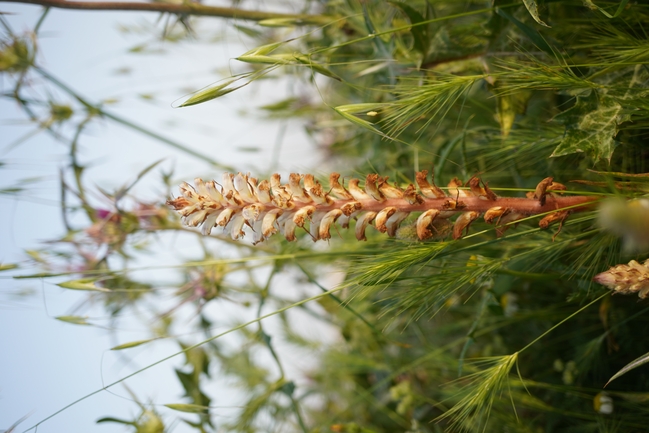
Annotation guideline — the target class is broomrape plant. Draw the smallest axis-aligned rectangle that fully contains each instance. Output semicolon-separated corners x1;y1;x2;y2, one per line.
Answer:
167;171;599;243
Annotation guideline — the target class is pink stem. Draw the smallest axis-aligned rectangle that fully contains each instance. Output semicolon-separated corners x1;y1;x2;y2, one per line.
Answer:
256;195;601;215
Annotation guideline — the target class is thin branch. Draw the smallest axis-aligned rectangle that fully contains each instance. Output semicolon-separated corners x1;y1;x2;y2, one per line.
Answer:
255;267;309;433
33;6;50;33
33;66;235;170
23;285;344;432
0;0;333;24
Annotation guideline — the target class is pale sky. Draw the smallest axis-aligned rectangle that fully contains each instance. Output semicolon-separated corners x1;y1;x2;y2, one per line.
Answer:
0;3;328;432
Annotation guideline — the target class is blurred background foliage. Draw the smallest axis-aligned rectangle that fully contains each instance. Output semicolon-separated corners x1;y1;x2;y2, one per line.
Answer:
2;0;649;432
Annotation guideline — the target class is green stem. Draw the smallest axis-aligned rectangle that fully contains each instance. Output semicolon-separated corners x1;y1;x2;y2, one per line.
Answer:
33;6;50;33
9;250;353;279
23;285;343;432
255;267;309;433
68;116;96;221
518;292;609;354
297;263;380;335
310;3;518;56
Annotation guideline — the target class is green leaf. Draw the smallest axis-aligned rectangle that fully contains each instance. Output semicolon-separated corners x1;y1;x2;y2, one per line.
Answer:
115;158;164;201
361;2;393;62
110;338;157;351
96;417;135;425
493;80;532;138
334;103;389;137
606;351;649;386
279;380;296;396
0;187;23;194
57;278;109;292
582;0;630;18
232;25;263;38
258;18;301;27
522;0;550;27
55;315;90;325
179;77;246;107
294;55;341;81
0;263;18;271
260;97;300;112
552;93;630;162
237;146;261;153
389;1;429;56
237;53;340;81
335;103;388;116
485;0;509;47
239;40;288;57
25;249;46;263
236;54;294;65
496;8;553;54
128;43;147;53
497;93;517;138
164;403;210;414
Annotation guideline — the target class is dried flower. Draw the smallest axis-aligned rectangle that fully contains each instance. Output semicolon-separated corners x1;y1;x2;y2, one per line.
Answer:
594;259;649;299
167;171;599;244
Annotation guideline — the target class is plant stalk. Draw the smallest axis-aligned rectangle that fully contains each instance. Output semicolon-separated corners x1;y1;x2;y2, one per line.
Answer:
0;0;333;24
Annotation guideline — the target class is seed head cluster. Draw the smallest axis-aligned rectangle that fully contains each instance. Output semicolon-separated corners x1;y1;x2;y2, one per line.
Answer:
594;259;649;299
167;171;598;244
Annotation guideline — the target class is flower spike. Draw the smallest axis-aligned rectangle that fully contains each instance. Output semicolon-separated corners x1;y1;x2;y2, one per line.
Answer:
167;171;600;244
594;259;649;299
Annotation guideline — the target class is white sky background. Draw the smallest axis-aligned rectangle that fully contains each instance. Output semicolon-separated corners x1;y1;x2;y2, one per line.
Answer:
0;2;338;432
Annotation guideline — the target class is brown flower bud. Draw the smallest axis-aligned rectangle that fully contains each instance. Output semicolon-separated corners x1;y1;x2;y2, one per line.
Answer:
329;173;354;200
262;208;283;237
377;177;403;199
416;170;446;198
403;184;424;204
534;177;554;206
293;206;316;227
539;210;569;229
375;207;397;233
417;209;440;240
453;211;479;240
355;212;377;241
289;173;310;202
320;209;343;240
365;174;385;202
348;178;371;201
484;207;508;224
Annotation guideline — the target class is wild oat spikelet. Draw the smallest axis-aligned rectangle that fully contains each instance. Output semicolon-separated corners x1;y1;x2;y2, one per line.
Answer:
167;171;599;244
594;259;649;299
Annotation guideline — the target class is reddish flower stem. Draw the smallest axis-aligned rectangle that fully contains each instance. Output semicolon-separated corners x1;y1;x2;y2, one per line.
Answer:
250;194;601;215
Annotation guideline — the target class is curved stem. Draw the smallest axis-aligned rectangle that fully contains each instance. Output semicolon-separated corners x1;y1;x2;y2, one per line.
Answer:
34;66;234;170
23;284;341;432
518;293;608;354
0;0;333;24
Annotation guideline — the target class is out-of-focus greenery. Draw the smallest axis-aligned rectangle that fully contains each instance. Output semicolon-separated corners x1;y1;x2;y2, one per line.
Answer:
3;1;649;432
